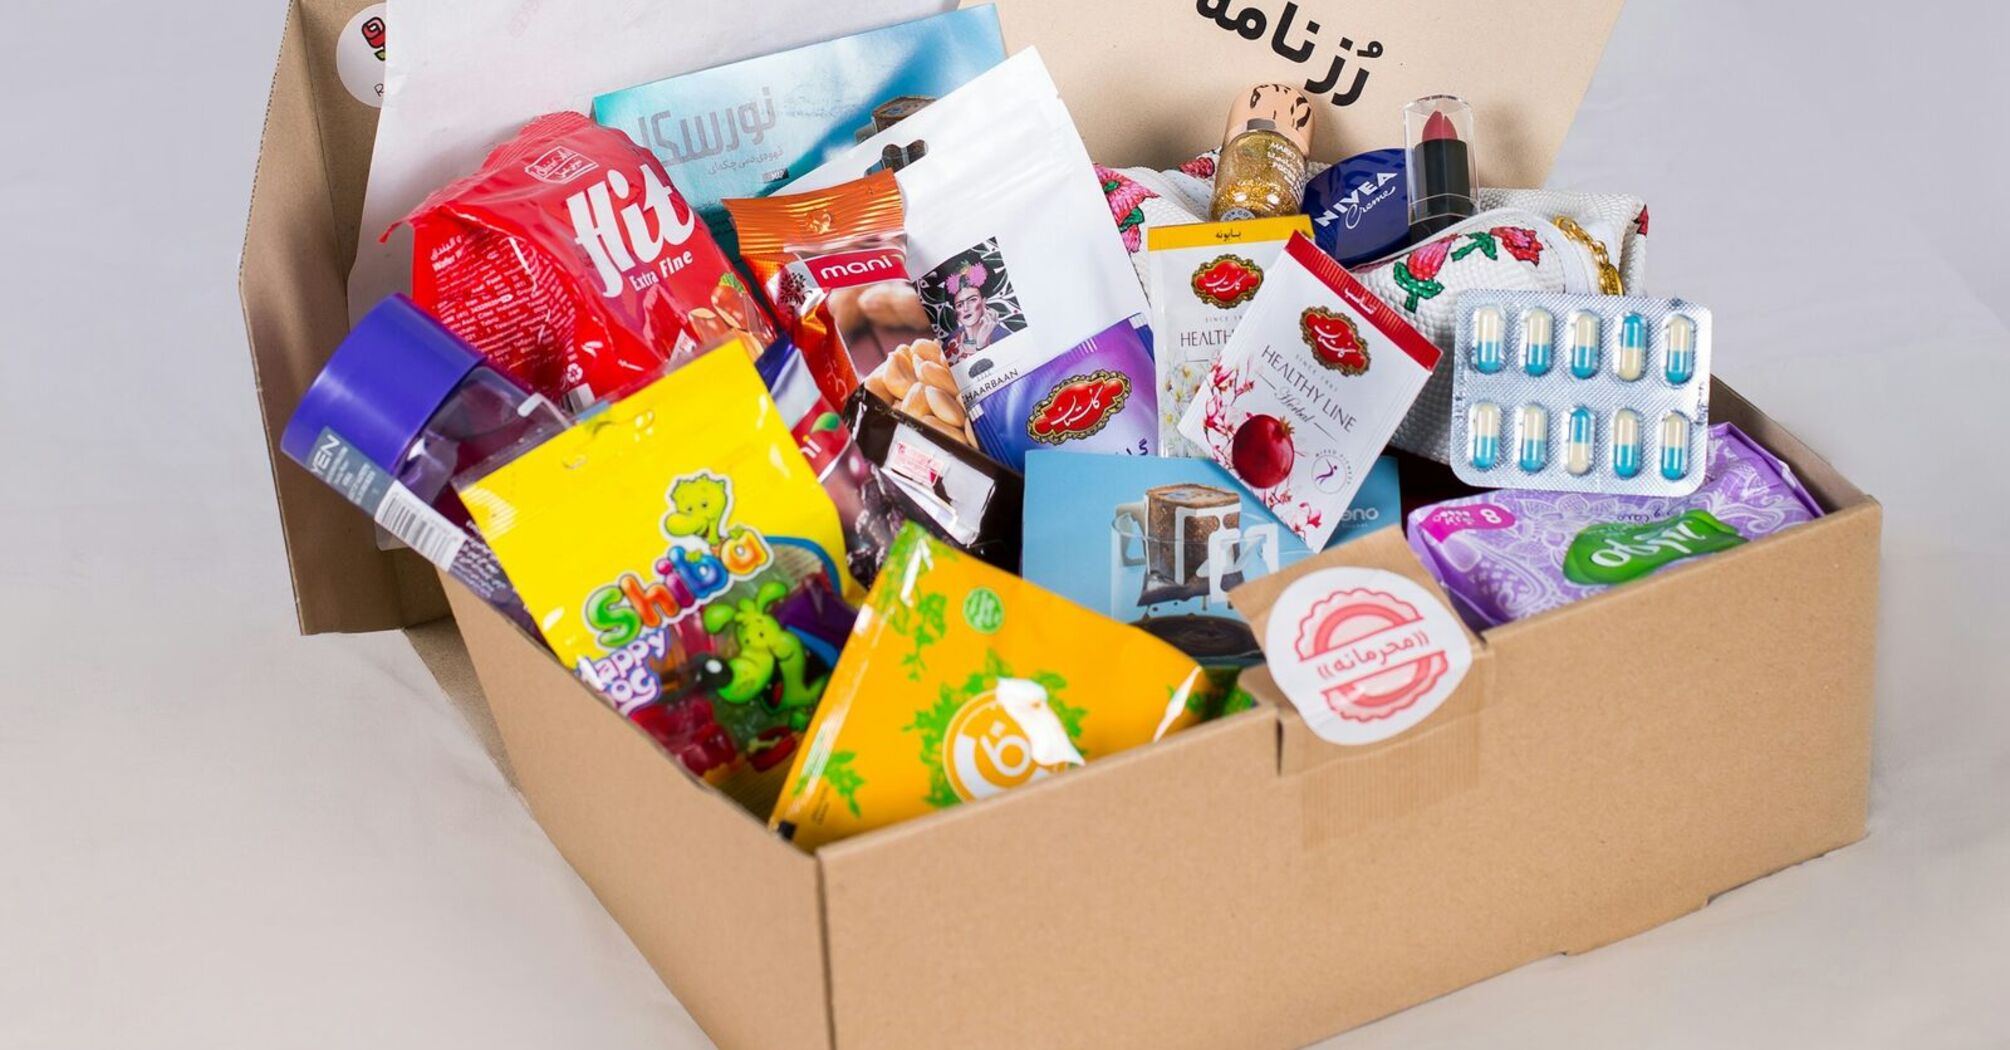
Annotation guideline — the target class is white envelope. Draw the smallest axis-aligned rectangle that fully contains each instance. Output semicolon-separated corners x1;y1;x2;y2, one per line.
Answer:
348;0;954;323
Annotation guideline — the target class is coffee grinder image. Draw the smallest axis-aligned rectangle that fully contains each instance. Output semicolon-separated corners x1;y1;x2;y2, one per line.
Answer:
1110;483;1279;662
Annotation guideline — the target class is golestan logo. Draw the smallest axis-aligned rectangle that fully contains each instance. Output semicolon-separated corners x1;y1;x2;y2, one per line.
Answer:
1026;370;1132;445
1301;306;1370;375
1191;253;1264;309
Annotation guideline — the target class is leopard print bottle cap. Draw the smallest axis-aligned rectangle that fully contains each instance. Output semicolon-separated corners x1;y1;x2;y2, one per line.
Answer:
1223;83;1315;156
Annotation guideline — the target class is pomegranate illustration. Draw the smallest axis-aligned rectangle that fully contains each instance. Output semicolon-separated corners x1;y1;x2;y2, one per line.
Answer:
1231;414;1296;488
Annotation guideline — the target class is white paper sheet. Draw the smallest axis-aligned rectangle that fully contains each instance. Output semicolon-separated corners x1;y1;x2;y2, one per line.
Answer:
347;0;955;324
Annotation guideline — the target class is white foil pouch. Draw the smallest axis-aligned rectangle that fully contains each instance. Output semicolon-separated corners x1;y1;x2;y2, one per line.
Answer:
785;49;1148;405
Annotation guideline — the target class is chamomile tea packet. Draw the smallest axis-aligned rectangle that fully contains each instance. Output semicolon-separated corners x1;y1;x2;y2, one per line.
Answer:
1146;217;1310;458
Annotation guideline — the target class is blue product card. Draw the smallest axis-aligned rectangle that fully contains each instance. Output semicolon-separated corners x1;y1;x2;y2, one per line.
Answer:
1302;148;1410;267
593;8;1005;255
1022;451;1400;663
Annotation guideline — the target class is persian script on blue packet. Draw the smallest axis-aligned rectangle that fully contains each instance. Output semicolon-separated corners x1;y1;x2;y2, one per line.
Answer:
593;8;1005;254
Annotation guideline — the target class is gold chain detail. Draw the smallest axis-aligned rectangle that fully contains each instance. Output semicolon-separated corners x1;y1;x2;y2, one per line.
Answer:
1553;216;1625;295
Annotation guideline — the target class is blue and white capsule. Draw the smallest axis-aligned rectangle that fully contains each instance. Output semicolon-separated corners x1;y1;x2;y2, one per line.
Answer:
1522;307;1555;376
1664;313;1698;385
1569;311;1601;379
1471;305;1506;374
1616;313;1648;381
1565;406;1596;476
1659;410;1692;481
1517;403;1550;473
1467;401;1502;471
1612;408;1643;478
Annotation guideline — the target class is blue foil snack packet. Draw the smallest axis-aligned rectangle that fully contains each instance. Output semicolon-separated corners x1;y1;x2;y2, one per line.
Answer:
1022;450;1399;662
970;318;1159;472
592;8;1005;254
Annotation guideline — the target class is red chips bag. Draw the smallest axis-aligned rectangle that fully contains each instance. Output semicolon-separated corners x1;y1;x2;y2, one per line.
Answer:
395;112;774;411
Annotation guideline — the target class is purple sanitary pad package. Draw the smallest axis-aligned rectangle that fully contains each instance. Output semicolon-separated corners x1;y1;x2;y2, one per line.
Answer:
1406;423;1823;628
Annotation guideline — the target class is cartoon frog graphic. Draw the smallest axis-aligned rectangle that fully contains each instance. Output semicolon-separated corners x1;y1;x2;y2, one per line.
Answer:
701;578;828;731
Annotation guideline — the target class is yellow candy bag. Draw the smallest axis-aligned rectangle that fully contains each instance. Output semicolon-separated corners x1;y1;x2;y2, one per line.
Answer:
458;339;863;812
770;522;1220;851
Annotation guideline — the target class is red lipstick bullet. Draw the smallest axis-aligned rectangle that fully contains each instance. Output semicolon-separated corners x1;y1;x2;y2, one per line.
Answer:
1405;95;1478;240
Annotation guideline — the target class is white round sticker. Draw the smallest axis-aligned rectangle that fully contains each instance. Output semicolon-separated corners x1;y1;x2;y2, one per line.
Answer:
1263;567;1473;746
336;4;390;108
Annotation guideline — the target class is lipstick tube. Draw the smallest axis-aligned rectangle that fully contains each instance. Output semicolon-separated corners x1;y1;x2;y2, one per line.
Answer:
1404;95;1477;240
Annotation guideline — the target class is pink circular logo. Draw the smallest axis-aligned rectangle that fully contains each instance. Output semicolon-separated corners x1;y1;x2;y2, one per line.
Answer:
1266;568;1473;746
1292;588;1450;723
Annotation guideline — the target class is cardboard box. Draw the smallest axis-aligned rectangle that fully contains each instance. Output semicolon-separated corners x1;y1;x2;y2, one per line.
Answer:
972;0;1626;181
240;3;1880;1047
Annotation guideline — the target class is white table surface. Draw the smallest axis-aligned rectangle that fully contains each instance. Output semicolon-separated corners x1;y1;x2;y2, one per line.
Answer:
5;1;2006;1046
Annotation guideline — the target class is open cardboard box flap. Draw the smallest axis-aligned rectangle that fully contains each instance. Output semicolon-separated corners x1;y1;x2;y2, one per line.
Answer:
240;3;1883;1048
972;0;1625;180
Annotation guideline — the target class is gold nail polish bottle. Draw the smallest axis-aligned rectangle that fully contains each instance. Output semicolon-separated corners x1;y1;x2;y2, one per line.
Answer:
1209;84;1315;222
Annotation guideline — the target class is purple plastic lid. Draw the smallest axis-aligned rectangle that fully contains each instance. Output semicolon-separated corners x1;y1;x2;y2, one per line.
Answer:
280;295;483;470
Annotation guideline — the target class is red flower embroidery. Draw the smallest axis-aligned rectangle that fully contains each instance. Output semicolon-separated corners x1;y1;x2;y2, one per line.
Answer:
1387;236;1454;311
1635;205;1651;236
1096;164;1157;253
1407;237;1453;281
1493;226;1544;265
1179;154;1218;180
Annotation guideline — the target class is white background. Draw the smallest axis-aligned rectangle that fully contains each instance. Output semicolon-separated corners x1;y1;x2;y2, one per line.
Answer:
4;1;2007;1047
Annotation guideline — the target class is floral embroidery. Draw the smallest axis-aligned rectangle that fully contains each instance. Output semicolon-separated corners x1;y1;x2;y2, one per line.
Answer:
1096;164;1157;253
1179;154;1218;180
1450;230;1498;263
1494;226;1544;264
1389;237;1452;312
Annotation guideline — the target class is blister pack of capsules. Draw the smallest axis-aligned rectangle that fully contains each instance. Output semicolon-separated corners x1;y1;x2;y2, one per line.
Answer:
1448;291;1713;498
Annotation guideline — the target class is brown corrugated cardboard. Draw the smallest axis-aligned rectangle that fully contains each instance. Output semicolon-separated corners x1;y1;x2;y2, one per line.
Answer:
239;2;1881;1048
241;0;445;634
427;439;1875;1048
443;580;836;1050
808;468;1875;1049
970;0;1626;183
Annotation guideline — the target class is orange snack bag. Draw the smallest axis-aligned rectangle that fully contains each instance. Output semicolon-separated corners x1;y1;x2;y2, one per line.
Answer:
726;171;936;412
770;523;1220;851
